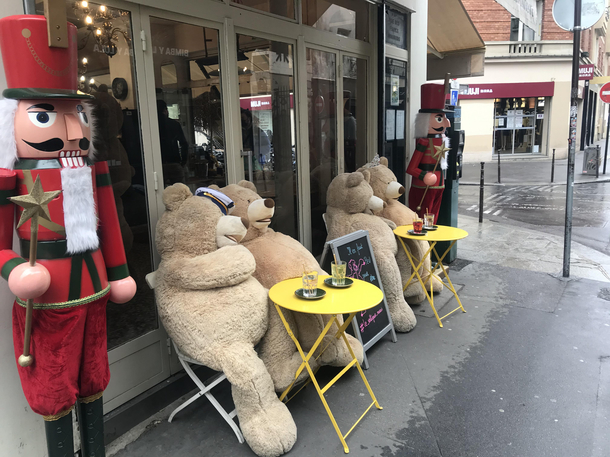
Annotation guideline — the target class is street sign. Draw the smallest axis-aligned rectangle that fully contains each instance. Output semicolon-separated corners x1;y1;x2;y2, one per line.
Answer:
450;89;459;106
552;0;604;31
579;64;595;80
599;82;610;103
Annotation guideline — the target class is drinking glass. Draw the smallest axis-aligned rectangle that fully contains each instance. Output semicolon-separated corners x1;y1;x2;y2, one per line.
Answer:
424;213;435;228
412;219;423;234
302;271;318;297
331;261;347;286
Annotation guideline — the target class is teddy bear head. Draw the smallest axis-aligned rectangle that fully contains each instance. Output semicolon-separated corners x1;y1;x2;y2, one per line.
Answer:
216;181;275;241
358;157;405;203
156;183;249;259
326;171;384;214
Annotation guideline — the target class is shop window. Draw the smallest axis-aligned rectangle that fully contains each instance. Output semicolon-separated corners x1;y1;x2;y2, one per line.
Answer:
232;0;295;19
494;97;545;155
343;55;368;171
302;0;369;42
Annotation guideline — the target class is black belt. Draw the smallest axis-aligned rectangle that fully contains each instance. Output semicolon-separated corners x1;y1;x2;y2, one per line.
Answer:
20;239;102;300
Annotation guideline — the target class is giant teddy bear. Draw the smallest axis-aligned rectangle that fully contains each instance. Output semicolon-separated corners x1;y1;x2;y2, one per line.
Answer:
325;171;417;332
358;157;443;301
218;181;363;392
154;183;296;457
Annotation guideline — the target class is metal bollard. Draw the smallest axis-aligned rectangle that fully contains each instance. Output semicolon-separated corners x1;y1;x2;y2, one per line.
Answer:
551;149;555;183
497;151;501;184
596;145;600;178
479;162;484;223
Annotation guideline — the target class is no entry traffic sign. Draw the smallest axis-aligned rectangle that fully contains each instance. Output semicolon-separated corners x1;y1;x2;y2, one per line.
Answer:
600;82;610;103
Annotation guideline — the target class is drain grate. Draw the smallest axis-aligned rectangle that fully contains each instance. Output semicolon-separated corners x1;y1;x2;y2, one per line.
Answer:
598;288;610;302
448;258;474;272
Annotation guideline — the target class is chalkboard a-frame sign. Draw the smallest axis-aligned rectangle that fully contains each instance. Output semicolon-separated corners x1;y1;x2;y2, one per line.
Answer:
321;230;397;369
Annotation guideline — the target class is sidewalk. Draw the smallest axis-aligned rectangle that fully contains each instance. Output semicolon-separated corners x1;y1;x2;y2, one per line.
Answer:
461;141;610;186
107;214;610;457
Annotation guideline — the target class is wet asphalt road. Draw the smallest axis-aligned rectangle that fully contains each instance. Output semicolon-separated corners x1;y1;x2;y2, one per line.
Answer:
458;181;610;255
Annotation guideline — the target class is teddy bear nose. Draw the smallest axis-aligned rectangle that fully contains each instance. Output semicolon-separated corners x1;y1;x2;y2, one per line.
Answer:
264;198;275;208
399;186;405;195
241;217;250;229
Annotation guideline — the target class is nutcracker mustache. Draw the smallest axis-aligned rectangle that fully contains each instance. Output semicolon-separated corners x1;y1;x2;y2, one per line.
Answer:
22;137;91;153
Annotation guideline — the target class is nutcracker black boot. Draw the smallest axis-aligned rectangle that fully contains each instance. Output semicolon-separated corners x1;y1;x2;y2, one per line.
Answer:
77;396;106;457
44;412;74;457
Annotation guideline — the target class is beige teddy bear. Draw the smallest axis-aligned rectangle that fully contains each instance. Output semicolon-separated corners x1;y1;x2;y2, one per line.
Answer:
358;157;443;301
217;181;364;393
325;171;417;332
154;183;296;457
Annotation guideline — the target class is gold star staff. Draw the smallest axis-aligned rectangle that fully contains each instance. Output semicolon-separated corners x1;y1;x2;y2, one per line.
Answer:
9;175;61;367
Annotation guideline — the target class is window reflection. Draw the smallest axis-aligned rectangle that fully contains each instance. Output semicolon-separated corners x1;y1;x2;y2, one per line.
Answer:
307;49;337;256
238;35;299;239
232;0;295;19
343;55;367;172
150;17;226;190
303;0;369;42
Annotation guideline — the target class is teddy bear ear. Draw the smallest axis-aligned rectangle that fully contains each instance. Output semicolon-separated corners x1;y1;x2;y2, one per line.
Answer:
346;172;364;188
379;156;389;167
238;180;258;193
208;184;220;191
162;183;192;211
361;169;371;183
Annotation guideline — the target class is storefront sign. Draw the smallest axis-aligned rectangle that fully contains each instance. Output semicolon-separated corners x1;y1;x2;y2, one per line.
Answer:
457;81;555;99
579;64;595;80
239;94;294;111
386;9;407;49
599;82;610;103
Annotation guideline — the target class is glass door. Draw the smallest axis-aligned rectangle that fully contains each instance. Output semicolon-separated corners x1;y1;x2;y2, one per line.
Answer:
38;0;171;412
306;47;338;256
237;33;299;239
342;54;368;172
149;17;227;192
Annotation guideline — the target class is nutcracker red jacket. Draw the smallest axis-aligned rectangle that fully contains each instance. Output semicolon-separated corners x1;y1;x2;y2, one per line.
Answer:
0;159;129;308
406;136;446;190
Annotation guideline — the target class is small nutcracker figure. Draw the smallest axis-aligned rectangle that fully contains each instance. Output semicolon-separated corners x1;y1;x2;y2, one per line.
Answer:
0;15;136;457
406;83;452;223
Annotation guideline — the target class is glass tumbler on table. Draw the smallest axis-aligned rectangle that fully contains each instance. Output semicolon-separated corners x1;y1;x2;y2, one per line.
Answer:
331;261;347;286
412;219;423;234
424;213;435;228
302;271;318;297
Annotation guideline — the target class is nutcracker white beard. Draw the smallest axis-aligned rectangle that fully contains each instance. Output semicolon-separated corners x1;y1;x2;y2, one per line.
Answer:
61;166;99;254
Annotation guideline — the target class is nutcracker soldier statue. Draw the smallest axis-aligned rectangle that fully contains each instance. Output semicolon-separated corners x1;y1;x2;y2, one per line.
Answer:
406;83;452;223
0;14;136;457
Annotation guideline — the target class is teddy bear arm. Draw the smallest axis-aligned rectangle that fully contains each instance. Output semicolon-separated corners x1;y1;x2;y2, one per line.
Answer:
163;248;256;290
379;217;397;230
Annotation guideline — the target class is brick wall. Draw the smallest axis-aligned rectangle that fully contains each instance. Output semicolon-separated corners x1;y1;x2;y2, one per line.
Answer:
461;0;512;41
541;0;572;40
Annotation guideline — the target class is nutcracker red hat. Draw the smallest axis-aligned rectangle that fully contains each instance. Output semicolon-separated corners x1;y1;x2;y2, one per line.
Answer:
0;15;91;99
419;83;451;113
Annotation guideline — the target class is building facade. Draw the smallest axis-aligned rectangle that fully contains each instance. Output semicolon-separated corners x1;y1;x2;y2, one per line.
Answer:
0;0;487;454
458;0;609;162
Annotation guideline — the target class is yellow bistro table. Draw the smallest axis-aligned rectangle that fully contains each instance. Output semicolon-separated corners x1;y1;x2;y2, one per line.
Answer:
394;224;468;328
269;275;384;453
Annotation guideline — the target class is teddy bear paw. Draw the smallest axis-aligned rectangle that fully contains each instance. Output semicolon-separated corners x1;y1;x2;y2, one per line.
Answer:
240;400;297;457
390;306;417;333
